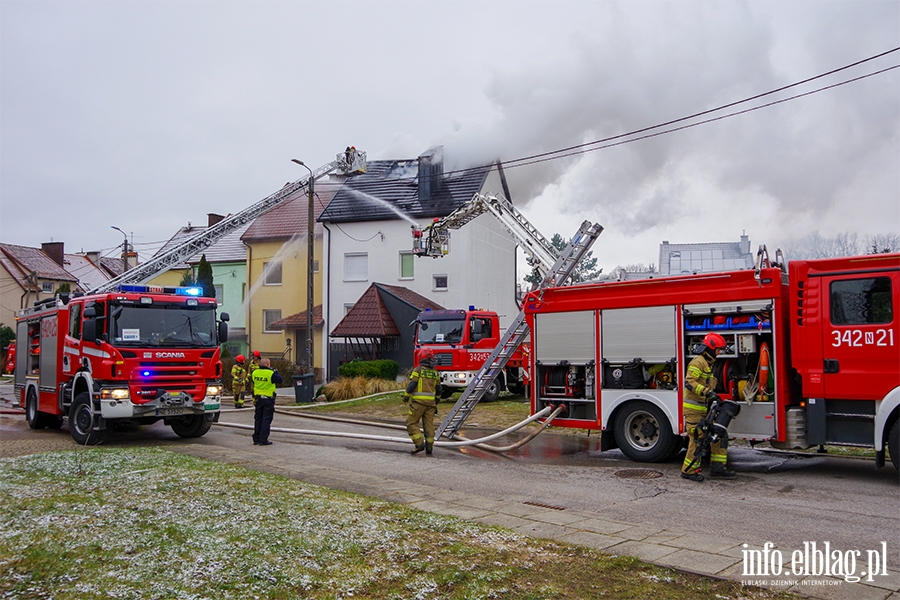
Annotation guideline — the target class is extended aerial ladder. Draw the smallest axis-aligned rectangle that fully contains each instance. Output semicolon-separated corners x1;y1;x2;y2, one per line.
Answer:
90;149;367;294
414;193;604;441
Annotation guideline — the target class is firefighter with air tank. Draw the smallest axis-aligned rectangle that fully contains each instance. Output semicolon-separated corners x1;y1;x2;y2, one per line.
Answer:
682;332;738;481
231;355;249;408
403;350;442;455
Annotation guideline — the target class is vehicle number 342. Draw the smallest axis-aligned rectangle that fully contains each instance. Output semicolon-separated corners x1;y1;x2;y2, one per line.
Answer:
831;328;895;347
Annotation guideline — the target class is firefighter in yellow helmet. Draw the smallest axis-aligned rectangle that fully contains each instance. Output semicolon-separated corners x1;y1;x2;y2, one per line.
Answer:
682;332;736;481
231;354;249;408
403;350;442;455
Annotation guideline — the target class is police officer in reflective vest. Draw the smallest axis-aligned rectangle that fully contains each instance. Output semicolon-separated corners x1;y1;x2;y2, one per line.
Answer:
251;357;282;446
403;351;442;455
682;332;736;481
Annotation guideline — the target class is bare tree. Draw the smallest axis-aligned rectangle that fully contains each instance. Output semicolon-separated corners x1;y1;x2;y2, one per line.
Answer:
865;233;900;254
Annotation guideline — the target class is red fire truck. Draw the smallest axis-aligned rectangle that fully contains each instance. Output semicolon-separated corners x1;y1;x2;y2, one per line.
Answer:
521;252;900;469
413;307;527;401
14;284;229;445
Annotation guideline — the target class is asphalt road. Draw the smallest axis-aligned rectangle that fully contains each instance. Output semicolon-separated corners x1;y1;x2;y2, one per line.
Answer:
2;382;898;573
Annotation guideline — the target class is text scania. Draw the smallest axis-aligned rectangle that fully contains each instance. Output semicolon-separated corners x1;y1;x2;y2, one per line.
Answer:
742;541;890;583
155;352;186;358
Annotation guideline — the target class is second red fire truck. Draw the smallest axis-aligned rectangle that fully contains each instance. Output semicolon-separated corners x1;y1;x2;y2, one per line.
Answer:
15;284;229;445
520;252;900;469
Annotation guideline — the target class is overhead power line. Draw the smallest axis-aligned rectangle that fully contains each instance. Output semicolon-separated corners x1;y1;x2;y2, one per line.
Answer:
432;47;900;178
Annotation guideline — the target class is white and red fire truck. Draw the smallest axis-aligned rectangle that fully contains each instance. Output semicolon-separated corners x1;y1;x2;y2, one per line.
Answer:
14;284;229;444
412;307;527;401
521;252;900;469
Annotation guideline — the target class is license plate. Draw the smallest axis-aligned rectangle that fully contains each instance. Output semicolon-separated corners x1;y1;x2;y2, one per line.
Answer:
157;407;185;416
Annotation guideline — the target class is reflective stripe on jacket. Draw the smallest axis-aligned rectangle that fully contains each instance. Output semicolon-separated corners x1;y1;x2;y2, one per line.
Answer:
684;353;716;412
408;366;440;404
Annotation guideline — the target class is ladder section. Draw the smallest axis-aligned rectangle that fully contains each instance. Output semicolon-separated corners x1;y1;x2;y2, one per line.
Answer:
436;220;603;440
90;150;366;294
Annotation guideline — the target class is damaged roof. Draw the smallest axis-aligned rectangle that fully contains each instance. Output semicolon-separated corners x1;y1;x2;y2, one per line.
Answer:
318;159;493;224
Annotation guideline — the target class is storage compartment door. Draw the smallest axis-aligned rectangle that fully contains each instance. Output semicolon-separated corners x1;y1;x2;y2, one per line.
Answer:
601;306;677;363
534;311;595;363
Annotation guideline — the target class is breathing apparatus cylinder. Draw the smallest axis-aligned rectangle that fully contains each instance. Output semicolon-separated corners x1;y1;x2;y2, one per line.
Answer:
708;398;741;444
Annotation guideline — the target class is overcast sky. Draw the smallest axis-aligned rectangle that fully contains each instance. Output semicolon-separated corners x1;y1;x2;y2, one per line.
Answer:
1;0;898;276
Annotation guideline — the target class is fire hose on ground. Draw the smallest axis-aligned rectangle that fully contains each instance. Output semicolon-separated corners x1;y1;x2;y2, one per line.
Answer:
214;404;563;450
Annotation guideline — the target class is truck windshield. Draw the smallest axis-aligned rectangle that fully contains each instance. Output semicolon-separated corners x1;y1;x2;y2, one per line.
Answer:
110;303;218;347
416;318;465;344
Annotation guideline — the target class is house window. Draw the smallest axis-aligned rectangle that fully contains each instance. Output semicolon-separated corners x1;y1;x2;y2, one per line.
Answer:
264;261;282;285
400;252;414;279
263;309;282;333
214;285;223;305
313;259;320;273
241;283;246;303
433;274;448;291
41;282;53;293
344;303;355;316
344;253;368;281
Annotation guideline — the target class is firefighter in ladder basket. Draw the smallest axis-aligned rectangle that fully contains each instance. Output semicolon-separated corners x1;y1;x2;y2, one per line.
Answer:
682;332;737;481
403;350;442;455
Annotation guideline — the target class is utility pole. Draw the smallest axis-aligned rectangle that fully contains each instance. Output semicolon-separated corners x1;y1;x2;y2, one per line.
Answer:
111;226;129;273
291;159;315;380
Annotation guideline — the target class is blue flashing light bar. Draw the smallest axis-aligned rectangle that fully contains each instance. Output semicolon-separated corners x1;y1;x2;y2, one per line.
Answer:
115;284;204;297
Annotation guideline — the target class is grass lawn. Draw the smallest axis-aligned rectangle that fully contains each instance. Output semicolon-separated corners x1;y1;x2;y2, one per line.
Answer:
0;447;797;600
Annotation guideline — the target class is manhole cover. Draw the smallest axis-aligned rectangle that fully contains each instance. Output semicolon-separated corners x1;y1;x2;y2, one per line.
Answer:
614;469;664;479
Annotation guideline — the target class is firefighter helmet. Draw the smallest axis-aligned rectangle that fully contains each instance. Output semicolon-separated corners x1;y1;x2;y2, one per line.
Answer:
235;354;245;363
252;350;261;358
701;333;727;351
419;349;435;367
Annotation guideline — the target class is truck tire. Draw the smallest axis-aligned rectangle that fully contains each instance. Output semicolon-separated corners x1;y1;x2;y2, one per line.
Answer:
614;400;680;463
25;389;48;430
440;387;456;399
69;392;108;445
170;414;213;438
482;380;501;403
889;420;899;472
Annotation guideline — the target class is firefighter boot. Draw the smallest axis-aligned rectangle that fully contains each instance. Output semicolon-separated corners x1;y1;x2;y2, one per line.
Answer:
711;463;736;479
681;471;704;482
411;445;426;455
425;443;433;456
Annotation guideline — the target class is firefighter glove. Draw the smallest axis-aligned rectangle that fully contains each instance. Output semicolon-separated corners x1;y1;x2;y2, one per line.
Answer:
402;393;410;403
705;390;720;403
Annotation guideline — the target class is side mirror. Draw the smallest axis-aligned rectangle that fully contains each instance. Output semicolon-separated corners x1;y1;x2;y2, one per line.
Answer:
82;319;97;343
219;312;230;322
83;306;97;319
218;321;229;344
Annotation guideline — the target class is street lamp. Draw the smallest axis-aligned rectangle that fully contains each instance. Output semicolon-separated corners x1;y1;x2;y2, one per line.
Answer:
291;159;315;379
110;226;129;274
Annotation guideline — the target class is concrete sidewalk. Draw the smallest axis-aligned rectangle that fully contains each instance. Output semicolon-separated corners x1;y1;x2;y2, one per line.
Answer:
1;382;897;600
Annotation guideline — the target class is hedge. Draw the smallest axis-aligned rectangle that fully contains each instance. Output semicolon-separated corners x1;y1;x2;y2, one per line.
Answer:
337;359;400;381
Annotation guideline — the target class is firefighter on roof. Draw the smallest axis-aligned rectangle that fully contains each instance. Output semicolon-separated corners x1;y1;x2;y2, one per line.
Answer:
403;350;442;455
682;332;736;481
231;355;248;408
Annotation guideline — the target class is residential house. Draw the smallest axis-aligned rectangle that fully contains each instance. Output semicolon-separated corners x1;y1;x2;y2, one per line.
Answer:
240;179;342;372
0;242;79;326
318;147;519;380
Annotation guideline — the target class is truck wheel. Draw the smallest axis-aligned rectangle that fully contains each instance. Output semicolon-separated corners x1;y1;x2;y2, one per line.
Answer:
889;420;899;471
614;401;680;463
25;389;47;430
170;415;213;438
440;387;456;399
69;392;108;445
482;380;501;402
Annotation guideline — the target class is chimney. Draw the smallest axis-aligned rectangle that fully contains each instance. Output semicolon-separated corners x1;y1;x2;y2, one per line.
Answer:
208;213;225;227
740;233;750;255
85;251;101;266
417;146;444;202
42;242;65;267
